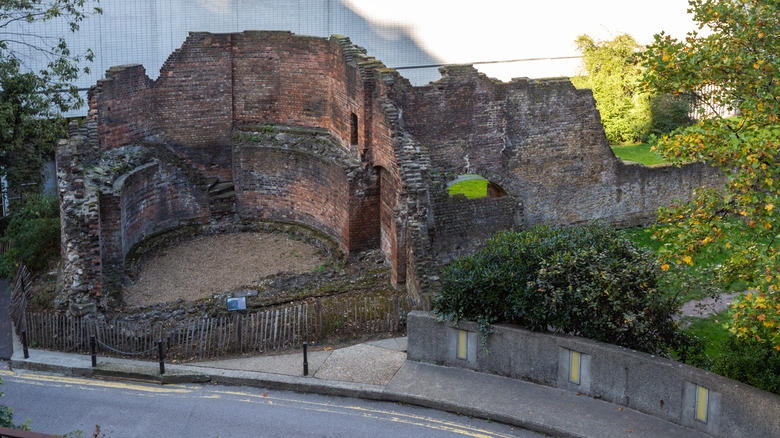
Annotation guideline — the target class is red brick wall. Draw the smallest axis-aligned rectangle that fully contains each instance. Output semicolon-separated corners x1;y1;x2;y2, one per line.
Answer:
233;145;351;251
347;170;381;252
91;65;155;151
155;33;235;179
368;81;405;283
120;163;209;256
91;32;371;181
231;32;367;155
88;31;405;284
378;166;405;284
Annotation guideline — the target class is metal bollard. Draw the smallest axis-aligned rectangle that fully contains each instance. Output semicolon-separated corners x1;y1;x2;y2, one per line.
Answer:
303;342;309;376
21;330;29;359
90;335;97;368
158;340;165;375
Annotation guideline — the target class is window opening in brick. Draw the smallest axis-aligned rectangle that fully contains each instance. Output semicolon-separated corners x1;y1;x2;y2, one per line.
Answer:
350;112;359;146
446;174;507;199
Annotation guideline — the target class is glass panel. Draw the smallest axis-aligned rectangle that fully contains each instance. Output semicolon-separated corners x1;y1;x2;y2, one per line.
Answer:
695;385;709;423
569;350;580;384
457;329;467;360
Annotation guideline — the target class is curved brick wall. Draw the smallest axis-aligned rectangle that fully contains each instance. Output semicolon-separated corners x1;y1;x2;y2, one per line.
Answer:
93;32;372;181
73;31;410;307
233;143;351;252
119;162;209;257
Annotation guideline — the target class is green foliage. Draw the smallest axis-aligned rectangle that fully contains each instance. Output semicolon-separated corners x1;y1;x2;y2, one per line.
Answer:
434;224;699;358
0;193;60;279
623;225;753;303
683;310;731;359
641;0;780;349
572;34;696;145
711;336;780;396
571;34;649;144
646;93;695;139
0;0;101;196
610;143;668;165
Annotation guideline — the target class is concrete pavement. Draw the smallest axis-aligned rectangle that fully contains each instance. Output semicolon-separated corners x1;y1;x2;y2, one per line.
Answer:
6;330;710;438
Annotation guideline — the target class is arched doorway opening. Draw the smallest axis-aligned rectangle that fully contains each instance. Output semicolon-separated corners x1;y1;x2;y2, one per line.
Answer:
446;174;507;199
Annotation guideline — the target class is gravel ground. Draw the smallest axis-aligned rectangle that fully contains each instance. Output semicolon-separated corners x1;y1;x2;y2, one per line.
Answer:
123;232;326;307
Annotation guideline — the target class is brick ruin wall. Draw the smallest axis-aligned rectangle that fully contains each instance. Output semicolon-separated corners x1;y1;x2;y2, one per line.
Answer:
56;31;722;315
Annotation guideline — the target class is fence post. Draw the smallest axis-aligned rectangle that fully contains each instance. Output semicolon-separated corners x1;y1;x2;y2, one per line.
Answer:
158;340;165;375
90;335;97;367
303;342;308;376
237;314;243;354
316;299;322;337
19;270;28;340
21;329;29;359
393;296;400;331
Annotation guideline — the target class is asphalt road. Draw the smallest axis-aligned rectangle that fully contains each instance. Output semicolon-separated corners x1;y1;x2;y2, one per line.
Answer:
0;364;543;438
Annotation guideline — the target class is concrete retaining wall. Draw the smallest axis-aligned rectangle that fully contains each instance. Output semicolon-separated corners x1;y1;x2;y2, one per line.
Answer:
407;311;780;437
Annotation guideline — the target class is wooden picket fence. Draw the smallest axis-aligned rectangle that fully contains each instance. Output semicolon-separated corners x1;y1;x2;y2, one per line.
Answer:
9;262;32;336
21;293;418;362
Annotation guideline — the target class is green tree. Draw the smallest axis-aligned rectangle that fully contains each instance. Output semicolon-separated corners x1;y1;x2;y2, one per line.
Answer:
572;34;695;145
0;0;101;198
571;34;651;144
641;0;780;349
0;193;60;279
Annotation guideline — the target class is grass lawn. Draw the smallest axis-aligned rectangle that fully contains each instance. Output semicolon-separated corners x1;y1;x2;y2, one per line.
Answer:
683;310;732;358
611;143;669;165
622;226;752;303
448;177;488;198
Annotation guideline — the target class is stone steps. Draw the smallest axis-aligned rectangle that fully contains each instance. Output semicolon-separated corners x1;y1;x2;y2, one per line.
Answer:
207;179;236;217
209;181;235;197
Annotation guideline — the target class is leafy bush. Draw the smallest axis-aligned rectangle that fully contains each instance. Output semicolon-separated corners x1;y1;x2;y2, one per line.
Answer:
711;336;780;396
0;194;60;279
645;93;695;141
434;224;699;358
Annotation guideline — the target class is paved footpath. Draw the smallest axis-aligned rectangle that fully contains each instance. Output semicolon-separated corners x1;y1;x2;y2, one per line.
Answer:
6;330;709;438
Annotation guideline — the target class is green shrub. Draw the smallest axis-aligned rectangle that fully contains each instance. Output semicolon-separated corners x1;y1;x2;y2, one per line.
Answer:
645;93;695;141
0;194;60;279
711;336;780;396
434;224;699;358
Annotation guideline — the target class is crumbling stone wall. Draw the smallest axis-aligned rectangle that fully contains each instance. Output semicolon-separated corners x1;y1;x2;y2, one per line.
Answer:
57;31;722;315
398;67;722;230
431;192;519;265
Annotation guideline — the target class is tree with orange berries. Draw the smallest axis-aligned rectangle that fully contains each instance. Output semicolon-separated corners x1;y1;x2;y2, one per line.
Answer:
641;0;780;348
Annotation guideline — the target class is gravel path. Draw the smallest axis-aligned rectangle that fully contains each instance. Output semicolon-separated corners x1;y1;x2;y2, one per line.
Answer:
123;232;326;307
679;291;742;318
